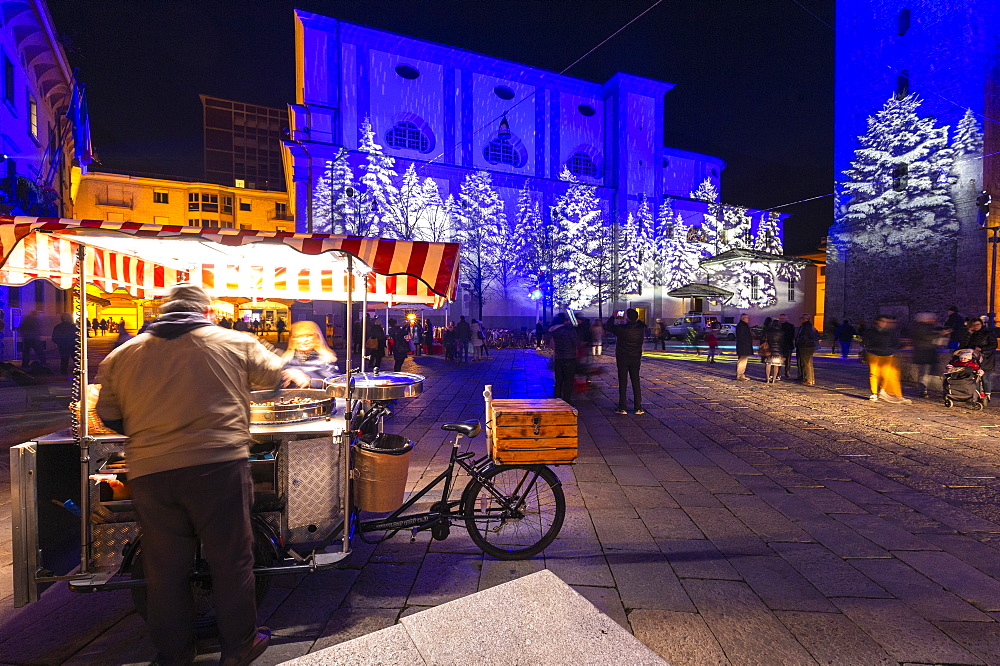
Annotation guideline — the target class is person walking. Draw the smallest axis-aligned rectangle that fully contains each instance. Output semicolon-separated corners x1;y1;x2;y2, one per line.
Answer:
275;317;287;343
824;317;840;354
548;313;580;402
387;318;411;372
535;319;545;349
51;313;78;375
17;309;46;368
423;321;434;355
606;308;647;414
705;328;719;363
411;320;423;357
864;315;910;403
455;316;472;362
944;306;964;351
794;314;818;385
778;314;795;379
96;283;308;666
735;313;753;381
653;318;667;350
910;313;940;398
590;318;604;356
836;319;856;359
960;317;996;400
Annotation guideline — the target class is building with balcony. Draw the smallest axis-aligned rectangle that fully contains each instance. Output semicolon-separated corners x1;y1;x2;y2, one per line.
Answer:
73;170;292;232
0;0;92;360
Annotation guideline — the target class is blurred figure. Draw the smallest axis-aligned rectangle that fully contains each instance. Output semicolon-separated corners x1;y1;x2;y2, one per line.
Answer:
548;313;580;403
735;314;753;381
471;319;485;360
282;320;338;387
944;306;964;351
276;317;287;342
864;315;910;403
705;328;719;363
653;318;667;350
17;310;45;368
778;314;795;379
387;318;410;371
590;318;604;356
910;312;940;398
443;322;457;360
764;319;785;384
365;316;386;369
51;313;78;375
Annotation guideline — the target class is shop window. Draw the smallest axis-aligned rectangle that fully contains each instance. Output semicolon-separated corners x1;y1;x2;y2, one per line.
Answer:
385;120;431;153
153;191;169;204
566;152;599;178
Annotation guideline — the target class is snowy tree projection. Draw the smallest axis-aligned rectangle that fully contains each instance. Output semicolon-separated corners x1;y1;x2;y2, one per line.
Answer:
454;170;505;318
551;168;603;309
512;183;546;294
753;211;783;255
954;108;984;157
660;209;704;291
841;94;958;256
312;148;356;234
357;117;400;237
618;212;642;295
415;181;453;243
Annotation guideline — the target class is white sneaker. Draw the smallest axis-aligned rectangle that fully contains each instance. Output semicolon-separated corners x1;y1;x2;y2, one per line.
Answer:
869;394;879;401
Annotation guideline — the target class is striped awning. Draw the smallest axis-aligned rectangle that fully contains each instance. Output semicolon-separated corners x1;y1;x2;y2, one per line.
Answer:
0;216;459;305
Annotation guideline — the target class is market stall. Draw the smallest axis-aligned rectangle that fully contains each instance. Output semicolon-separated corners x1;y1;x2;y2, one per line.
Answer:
1;215;459;608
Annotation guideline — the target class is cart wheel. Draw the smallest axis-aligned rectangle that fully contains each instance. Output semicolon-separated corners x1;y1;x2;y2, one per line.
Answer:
129;525;278;638
973;400;985;411
462;465;565;560
944;398;954;408
431;520;451;541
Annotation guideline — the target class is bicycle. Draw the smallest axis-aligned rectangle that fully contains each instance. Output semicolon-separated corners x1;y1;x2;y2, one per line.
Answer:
341;411;567;559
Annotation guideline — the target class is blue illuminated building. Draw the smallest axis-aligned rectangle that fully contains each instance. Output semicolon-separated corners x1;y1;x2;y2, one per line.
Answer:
827;0;1000;324
284;10;794;324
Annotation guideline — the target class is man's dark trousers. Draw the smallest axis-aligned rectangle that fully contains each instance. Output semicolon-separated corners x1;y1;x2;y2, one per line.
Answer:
129;459;256;665
554;358;576;402
617;359;642;410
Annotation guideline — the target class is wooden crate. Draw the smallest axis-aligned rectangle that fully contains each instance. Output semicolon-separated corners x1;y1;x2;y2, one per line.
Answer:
487;398;578;465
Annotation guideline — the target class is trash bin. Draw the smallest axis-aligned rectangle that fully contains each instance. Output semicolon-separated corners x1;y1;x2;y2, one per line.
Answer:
353;433;414;512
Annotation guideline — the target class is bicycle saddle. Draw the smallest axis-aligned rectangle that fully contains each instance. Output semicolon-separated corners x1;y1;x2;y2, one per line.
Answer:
441;420;481;438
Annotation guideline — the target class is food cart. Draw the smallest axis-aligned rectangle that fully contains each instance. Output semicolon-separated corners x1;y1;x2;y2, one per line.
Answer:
1;215;459;609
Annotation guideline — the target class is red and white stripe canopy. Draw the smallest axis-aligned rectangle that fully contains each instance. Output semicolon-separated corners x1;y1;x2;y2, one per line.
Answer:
0;216;460;306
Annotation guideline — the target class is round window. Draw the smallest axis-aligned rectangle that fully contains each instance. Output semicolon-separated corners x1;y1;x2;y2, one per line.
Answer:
578;104;596;117
395;65;420;80
494;86;515;100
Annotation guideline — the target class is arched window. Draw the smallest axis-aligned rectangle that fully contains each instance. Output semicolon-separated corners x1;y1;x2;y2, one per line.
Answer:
482;133;527;167
566;152;599;178
385;121;432;153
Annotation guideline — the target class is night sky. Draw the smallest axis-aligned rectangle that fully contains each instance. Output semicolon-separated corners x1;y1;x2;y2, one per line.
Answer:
46;0;834;254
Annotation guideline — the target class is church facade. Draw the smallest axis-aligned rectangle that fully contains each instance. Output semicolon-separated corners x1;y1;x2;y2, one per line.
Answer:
283;10;803;325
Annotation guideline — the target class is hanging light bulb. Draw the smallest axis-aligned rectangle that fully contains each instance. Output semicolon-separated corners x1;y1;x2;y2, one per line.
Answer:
498;114;511;139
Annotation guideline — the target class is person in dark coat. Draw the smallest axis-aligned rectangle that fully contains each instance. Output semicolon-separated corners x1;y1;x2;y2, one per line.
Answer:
961;317;997;399
366;317;387;369
454;316;472;362
794;314;818;385
764;320;786;383
606;308;647;414
735;313;754;381
835;319;857;359
51;313;78;375
17;309;46;368
387;318;411;372
547;313;581;402
423;321;434;355
275;317;287;342
944;306;964;351
443;322;456;360
910;313;940;398
778;314;795;379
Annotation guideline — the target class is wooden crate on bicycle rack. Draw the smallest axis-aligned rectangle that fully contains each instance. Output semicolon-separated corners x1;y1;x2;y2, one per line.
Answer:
487;398;578;465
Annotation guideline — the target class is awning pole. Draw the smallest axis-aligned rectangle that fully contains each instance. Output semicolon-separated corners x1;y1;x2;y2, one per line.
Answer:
76;243;91;574
360;275;368;374
342;256;353;555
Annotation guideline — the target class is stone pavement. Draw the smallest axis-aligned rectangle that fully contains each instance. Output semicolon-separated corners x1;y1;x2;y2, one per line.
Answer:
4;346;1000;664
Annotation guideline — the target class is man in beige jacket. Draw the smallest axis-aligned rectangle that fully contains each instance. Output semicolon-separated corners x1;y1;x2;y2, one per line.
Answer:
97;284;307;666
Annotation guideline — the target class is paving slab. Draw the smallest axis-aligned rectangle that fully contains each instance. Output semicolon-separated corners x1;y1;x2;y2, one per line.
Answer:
629;609;731;666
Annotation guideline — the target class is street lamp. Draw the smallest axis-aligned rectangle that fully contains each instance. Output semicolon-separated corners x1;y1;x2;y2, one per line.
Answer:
981;190;999;328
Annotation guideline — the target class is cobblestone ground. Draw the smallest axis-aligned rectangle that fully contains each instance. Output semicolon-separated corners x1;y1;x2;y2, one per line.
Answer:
4;346;1000;665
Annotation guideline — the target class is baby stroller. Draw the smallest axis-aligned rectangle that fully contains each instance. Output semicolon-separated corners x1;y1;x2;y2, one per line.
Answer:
942;349;987;410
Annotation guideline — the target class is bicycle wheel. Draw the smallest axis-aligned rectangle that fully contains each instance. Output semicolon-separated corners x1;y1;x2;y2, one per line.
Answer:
462;465;565;560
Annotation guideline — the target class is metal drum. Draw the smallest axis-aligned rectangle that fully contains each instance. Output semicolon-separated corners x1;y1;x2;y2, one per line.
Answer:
323;372;424;401
250;389;334;423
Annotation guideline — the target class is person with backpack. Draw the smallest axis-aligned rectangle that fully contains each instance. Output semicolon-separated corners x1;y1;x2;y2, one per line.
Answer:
795;314;818;385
